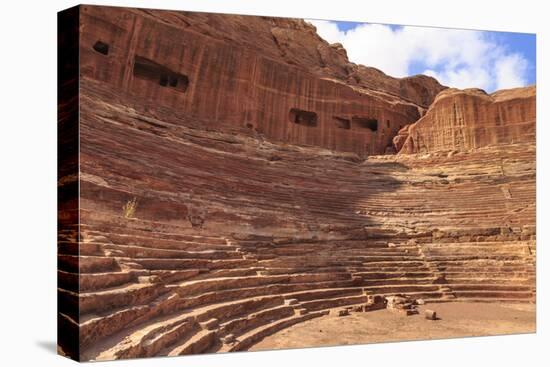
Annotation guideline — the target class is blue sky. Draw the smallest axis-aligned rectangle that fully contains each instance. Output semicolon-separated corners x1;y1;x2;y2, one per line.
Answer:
307;20;536;92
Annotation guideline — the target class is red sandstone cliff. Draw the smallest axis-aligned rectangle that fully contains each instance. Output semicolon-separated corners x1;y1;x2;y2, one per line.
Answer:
78;6;536;158
397;86;536;154
79;6;447;157
116;8;446;108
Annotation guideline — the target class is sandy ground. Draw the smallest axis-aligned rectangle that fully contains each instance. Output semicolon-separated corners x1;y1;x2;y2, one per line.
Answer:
250;302;536;351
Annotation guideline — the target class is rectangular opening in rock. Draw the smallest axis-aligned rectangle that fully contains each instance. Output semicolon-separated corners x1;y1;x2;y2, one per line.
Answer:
333;116;351;129
352;117;378;132
133;56;189;93
92;41;109;55
169;76;178;87
159;74;169;87
289;108;318;127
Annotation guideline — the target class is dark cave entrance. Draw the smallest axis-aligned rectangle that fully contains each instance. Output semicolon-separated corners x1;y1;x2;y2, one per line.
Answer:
289;108;318;127
333;116;351;130
352;117;378;132
92;41;109;55
133;56;189;93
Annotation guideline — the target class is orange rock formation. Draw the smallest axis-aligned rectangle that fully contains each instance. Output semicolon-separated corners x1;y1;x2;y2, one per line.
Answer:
58;5;536;362
397;87;536;154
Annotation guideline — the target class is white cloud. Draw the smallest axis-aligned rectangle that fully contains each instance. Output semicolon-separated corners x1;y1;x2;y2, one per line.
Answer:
307;20;530;92
495;54;528;89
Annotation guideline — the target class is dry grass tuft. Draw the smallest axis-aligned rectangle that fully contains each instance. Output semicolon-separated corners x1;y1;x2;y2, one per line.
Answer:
122;197;138;218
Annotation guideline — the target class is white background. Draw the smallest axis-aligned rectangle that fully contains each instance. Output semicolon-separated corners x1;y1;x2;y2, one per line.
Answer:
0;0;547;365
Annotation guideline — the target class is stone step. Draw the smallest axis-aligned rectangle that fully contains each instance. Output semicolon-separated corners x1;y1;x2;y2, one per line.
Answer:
258;259;366;268
432;259;534;266
190;295;285;324
57;289;80;323
300;294;369;312
361;255;426;262
131;257;254;271
427;255;527;262
57;270;79;292
436;265;535;272
443;273;534;281
88;232;231;250
92;315;199;361
79;282;169;315
421;241;534;248
386;290;449;300
362;284;441;295
58;269;143;292
80;221;227;245
165;329;217;356
442;278;534;286
59;255;120;273
354;271;434;279
80;294;179;348
255;249;421;258
58;241;80;256
93;242;242;260
266;249;420;258
360;277;438;286
150;269;203;284
255;253;422;261
58;312;79;358
424;297;534;304
257;266;352;276
185;268;260;280
172;273;352;298
354;260;430;268
283;287;363;302
261;264;430;275
218;305;295;338
171;280;357;311
449;284;533;292
422;247;533;255
224;311;327;352
452;290;534;299
75;268;205;293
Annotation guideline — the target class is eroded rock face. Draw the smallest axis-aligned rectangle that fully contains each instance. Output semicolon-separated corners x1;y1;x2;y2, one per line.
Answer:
392;124;412;152
58;5;536;362
398;86;536;154
79;5;448;157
